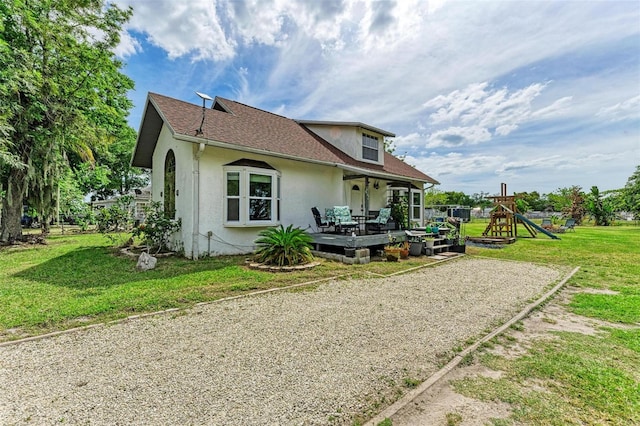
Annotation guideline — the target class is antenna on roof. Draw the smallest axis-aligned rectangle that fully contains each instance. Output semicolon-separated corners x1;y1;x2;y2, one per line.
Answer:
195;91;213;136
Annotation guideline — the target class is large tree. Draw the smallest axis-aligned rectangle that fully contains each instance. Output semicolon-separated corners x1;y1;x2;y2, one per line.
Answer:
622;165;640;220
585;186;615;226
0;0;133;242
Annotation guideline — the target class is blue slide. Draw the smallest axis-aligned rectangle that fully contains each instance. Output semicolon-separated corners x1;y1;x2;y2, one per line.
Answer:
514;213;561;240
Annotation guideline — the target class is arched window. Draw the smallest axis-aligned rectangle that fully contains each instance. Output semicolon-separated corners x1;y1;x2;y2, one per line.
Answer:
164;150;176;219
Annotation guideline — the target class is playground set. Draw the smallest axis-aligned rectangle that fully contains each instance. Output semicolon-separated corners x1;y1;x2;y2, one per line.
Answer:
467;183;560;245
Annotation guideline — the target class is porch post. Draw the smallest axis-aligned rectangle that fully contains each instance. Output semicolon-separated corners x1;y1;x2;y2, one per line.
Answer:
406;182;412;229
364;176;370;217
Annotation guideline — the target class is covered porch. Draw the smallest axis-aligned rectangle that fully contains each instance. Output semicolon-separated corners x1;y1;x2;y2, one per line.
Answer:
339;172;426;231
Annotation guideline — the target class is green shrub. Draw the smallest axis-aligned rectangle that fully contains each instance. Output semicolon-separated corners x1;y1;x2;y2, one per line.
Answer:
254;224;314;266
95;195;136;246
132;201;181;254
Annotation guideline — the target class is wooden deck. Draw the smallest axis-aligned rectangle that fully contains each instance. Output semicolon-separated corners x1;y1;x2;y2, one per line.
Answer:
309;230;407;250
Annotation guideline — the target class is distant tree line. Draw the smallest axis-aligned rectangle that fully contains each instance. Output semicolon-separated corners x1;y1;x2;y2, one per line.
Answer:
425;164;640;226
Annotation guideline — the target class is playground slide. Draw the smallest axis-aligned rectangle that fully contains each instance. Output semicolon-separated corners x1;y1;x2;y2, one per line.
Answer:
514;213;560;240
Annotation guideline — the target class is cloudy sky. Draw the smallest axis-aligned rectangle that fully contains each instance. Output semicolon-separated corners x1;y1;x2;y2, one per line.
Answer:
113;0;639;195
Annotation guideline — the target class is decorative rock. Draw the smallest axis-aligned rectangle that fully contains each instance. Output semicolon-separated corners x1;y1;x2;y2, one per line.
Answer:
136;252;157;271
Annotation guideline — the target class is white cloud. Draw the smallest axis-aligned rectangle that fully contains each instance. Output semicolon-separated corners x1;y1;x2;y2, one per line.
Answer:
530;96;573;119
114;0;236;61
427;126;492;147
114;29;142;58
422;81;552;139
597;95;640;122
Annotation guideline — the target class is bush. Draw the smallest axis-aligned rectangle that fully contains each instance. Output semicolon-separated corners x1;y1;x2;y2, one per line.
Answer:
254;224;314;266
132;202;181;254
95;195;136;247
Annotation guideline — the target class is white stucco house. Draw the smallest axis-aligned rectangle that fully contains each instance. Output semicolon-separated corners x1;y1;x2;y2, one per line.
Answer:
131;92;439;259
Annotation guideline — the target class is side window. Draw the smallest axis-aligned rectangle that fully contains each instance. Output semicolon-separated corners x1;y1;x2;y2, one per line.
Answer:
164;150;176;219
411;189;422;222
226;171;240;222
362;133;379;161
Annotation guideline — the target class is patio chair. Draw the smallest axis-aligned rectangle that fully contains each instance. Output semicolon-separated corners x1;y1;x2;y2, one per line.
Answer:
561;218;576;232
365;207;392;233
541;218;552;228
311;207;332;233
332;205;359;234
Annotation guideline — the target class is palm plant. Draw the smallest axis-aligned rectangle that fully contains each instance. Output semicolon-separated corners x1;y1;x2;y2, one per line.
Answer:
254;225;314;266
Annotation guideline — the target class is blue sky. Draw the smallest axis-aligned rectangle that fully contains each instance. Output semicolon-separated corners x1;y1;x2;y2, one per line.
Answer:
113;0;640;195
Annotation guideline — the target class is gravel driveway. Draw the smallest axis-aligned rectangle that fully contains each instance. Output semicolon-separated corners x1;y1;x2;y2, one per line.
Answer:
0;257;563;425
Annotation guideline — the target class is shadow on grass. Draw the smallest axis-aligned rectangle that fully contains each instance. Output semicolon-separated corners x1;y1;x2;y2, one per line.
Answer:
13;245;243;289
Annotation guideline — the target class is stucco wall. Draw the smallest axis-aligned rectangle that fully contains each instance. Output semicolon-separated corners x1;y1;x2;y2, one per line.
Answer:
151;125;195;256
193;146;349;257
303;124;385;166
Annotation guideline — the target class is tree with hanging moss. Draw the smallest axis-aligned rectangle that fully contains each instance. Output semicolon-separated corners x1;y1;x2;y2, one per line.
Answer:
0;0;134;243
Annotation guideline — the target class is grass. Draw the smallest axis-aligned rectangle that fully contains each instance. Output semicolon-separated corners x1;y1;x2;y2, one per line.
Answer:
2;221;639;424
452;220;640;425
0;232;436;339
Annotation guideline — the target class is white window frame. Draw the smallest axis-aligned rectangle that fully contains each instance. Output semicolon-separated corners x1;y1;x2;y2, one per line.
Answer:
410;188;423;225
224;166;281;227
362;133;379;162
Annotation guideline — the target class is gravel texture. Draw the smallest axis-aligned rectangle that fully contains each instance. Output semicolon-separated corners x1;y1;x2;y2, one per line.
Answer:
0;257;563;425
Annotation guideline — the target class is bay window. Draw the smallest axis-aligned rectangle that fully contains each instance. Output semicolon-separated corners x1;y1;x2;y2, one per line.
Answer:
224;163;280;226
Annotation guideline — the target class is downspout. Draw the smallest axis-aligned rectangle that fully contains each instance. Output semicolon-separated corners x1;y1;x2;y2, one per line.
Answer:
192;142;205;259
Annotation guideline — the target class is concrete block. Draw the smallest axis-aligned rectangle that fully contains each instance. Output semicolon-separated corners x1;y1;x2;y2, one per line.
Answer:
354;248;370;258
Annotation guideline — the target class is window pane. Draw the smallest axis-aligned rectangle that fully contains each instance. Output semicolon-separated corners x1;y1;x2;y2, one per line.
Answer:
250;199;271;220
413;192;421;205
363;147;378;161
227;198;240;221
164;150;176;219
250;174;272;197
227;172;240;196
413;206;421;219
362;134;378;148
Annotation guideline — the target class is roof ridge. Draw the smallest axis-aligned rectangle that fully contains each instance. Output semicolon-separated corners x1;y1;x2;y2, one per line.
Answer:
214;97;295;122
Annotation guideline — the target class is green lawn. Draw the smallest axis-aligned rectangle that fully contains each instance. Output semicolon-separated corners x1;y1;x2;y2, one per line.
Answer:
454;220;640;425
2;222;639;425
0;232;433;339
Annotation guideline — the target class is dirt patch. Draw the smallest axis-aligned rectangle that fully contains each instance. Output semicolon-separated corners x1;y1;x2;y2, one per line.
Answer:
390;285;635;425
390;364;512;425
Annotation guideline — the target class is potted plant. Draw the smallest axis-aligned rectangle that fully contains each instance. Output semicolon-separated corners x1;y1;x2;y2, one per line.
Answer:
408;235;424;256
384;233;402;261
399;241;410;259
424;236;435;249
451;237;466;253
445;230;457;245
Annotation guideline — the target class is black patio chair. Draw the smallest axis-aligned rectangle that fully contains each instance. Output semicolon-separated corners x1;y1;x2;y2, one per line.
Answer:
311;207;332;233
